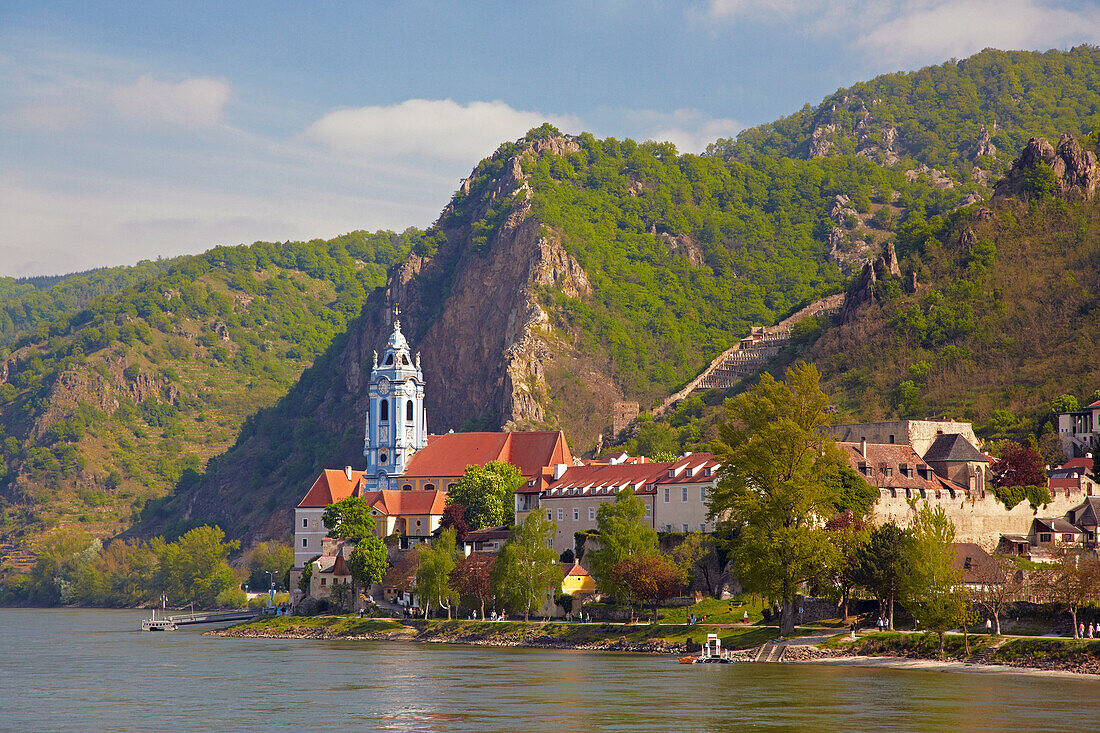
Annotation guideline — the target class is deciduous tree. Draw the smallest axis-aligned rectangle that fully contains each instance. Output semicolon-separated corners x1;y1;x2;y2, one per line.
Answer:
491;511;562;621
898;505;969;658
348;535;388;589
610;554;686;624
824;510;871;621
450;553;495;619
446;461;522;531
1038;549;1100;638
587;488;658;600
972;554;1023;635
853;522;906;630
322;496;374;541
413;528;460;620
709;362;844;636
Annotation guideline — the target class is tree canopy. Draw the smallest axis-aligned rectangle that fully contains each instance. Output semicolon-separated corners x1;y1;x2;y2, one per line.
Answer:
491;511;562;621
446;461;522;531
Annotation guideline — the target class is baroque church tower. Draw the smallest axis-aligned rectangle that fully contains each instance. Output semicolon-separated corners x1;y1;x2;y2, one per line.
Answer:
363;311;427;490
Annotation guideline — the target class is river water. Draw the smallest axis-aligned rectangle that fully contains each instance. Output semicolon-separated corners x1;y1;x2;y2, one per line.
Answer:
2;608;1100;732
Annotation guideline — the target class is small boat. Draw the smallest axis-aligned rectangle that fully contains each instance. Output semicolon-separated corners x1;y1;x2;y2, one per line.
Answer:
678;656;697;664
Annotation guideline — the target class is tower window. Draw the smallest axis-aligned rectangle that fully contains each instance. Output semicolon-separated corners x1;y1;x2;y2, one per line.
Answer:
406;399;413;422
401;354;410;365
380;400;389;421
379;451;388;464
384;353;394;366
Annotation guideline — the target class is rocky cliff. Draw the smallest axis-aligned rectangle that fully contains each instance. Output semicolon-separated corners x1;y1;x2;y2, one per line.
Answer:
157;135;614;543
993;134;1099;201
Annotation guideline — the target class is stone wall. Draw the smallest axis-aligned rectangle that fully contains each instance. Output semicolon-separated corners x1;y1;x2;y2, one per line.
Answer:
872;487;1089;550
831;419;979;457
612;401;639;436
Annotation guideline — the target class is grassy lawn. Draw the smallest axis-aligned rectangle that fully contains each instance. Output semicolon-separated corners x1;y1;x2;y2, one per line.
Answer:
654;596;766;625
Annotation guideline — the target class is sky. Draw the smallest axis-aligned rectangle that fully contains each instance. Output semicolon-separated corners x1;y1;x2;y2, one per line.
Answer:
3;1;1100;277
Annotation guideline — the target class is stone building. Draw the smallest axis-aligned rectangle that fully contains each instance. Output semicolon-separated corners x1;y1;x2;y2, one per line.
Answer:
1057;399;1100;458
830;418;980;458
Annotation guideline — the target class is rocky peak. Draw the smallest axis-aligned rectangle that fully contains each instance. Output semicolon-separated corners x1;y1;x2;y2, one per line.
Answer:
839;241;904;325
993;134;1099;201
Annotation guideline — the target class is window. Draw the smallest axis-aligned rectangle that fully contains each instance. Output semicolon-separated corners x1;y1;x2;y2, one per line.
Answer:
380;400;389;421
402;484;413;491
888;434;895;444
682;487;688;502
406;400;413;422
547;511;552;521
1063;533;1075;542
384;353;393;365
302;518;308;528
400;354;410;365
664;524;672;532
379;451;388;464
682;524;689;532
425;483;435;492
573;508;579;521
700;487;706;502
320;577;326;586
302;538;307;547
589;507;595;521
1039;533;1052;543
557;508;563;521
963;557;973;570
664;488;670;503
700;523;707;532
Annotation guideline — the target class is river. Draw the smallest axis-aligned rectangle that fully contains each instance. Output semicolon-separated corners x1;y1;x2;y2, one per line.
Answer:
2;608;1099;732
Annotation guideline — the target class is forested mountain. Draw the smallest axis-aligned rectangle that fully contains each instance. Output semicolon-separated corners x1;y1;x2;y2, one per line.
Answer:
0;230;416;555
0;260;179;349
6;46;1100;557
708;46;1100;175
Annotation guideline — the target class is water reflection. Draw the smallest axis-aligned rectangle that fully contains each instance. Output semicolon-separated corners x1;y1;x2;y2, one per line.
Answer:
2;609;1099;732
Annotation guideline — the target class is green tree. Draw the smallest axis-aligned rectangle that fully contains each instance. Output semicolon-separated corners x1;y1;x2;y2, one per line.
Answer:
898;504;969;658
709;362;844;635
587;488;658;600
1051;394;1080;415
322;496;375;541
413;528;460;619
853;522;906;630
824;510;871;621
151;525;241;609
450;553;495;620
348;534;388;589
490;511;562;621
446;461;522;530
248;541;294;590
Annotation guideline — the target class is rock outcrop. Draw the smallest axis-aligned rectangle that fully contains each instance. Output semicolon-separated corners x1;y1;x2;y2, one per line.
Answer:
839;242;903;325
993;134;1099;201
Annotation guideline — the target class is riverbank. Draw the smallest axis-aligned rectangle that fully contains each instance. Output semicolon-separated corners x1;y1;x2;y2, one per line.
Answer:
821;631;1100;676
213;617;1100;675
209;615;779;653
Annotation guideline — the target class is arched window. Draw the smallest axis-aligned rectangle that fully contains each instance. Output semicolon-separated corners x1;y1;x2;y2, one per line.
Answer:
406;399;414;422
402;484;413;491
425;483;436;492
380;400;389;421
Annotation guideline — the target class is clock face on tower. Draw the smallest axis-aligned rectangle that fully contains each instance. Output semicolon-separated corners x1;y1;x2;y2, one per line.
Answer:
377;378;390;396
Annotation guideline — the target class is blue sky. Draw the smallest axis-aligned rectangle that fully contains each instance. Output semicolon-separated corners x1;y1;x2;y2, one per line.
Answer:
3;1;1100;276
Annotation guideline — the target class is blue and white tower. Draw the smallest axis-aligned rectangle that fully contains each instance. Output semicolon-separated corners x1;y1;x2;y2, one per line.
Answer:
363;310;427;490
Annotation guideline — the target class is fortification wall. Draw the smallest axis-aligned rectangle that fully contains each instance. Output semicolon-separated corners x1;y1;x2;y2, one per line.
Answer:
872;488;1088;550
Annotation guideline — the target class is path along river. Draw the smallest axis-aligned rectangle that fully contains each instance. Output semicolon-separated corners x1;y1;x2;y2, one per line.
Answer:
2;608;1099;732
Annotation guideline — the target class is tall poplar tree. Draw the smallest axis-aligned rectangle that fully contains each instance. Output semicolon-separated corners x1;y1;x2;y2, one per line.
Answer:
490;511;562;621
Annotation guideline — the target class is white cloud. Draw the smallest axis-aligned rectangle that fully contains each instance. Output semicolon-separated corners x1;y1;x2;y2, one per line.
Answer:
606;108;742;153
700;0;1100;65
857;0;1100;63
303;99;581;162
110;75;232;127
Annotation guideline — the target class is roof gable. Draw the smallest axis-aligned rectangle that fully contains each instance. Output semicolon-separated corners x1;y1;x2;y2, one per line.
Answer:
923;433;989;464
298;468;365;508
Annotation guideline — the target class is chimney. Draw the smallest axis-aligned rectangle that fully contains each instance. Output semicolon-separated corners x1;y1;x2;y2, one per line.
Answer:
553;463;568;480
859;438;867;458
345;466;352;481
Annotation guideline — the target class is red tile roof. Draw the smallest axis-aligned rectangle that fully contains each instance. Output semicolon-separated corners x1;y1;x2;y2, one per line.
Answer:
1061;457;1094;471
402;430;572;479
363;489;447;516
838;442;965;493
563;561;590;577
545;462;669;498
298;468;366;508
657;454;720;484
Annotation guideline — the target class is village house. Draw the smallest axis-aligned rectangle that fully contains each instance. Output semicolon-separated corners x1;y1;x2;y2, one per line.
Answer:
1057;399;1100;458
461;526;511;555
539;453;721;554
838;440;968;503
